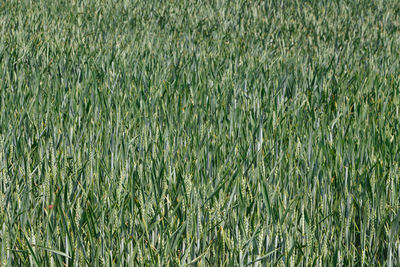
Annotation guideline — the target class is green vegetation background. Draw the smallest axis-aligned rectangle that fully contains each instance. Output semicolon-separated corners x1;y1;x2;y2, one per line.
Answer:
0;0;400;266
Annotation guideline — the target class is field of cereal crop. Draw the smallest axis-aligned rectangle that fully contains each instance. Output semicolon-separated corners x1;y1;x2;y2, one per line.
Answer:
1;0;400;265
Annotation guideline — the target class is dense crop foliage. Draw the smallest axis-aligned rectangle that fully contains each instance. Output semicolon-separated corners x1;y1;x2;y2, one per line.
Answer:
1;0;400;265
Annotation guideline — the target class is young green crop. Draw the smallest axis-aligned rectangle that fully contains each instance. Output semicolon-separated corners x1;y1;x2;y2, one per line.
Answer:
0;0;400;266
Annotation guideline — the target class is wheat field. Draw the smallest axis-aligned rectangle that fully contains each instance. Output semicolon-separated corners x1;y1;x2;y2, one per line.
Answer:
1;0;400;266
